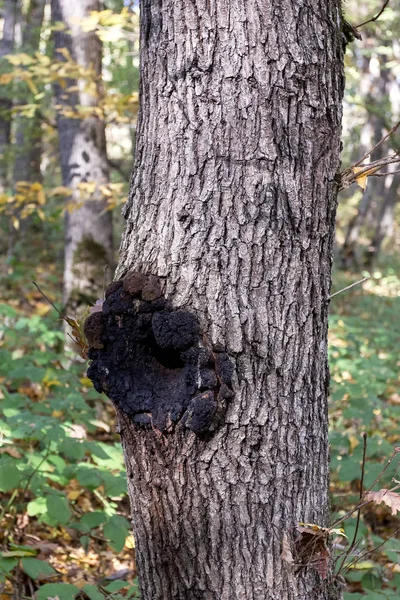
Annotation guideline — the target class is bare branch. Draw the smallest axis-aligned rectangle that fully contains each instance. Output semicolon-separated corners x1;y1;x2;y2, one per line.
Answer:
331;447;400;530
354;120;400;167
329;277;370;300
335;434;368;576
356;0;390;28
331;499;373;530
32;280;64;319
338;121;400;191
371;168;400;177
339;153;400;191
342;531;398;574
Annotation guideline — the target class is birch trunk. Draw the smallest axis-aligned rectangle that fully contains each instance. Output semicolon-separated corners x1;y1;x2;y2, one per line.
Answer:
87;1;345;598
52;0;113;312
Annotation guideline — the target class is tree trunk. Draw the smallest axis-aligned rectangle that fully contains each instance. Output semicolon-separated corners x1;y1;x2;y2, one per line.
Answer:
52;0;113;313
86;1;345;598
0;0;17;191
365;176;399;266
340;47;390;269
12;0;47;186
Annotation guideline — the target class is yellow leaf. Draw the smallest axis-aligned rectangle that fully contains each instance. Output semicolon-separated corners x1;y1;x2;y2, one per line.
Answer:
52;410;63;418
99;185;112;196
67;490;82;501
49;186;72;197
56;46;72;61
80;14;100;32
78;182;97;195
352;165;381;191
298;522;323;531
6;52;33;66
348;435;359;452
352;167;368;190
15;181;30;190
329;528;348;538
43;378;61;388
350;560;376;570
0;73;14;84
2;550;37;557
89;420;110;433
25;78;39;95
124;535;135;549
35;302;51;316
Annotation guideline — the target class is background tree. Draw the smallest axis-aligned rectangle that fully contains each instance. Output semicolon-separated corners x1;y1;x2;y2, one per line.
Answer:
0;0;17;191
86;0;345;598
52;0;114;313
366;174;399;265
339;0;400;267
12;0;48;188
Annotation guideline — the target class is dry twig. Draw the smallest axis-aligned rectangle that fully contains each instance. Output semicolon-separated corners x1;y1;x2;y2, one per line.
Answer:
329;277;370;300
339;121;400;191
335;434;368;576
356;0;390;28
355;120;400;167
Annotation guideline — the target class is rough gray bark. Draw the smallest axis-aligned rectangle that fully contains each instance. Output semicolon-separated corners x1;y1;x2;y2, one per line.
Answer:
12;0;47;186
52;0;113;312
89;1;345;598
0;0;17;191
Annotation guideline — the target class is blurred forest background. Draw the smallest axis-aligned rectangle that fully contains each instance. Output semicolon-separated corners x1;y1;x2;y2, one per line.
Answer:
0;0;399;598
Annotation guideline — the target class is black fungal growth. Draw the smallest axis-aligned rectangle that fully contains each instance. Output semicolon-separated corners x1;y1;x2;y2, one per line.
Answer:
85;271;234;434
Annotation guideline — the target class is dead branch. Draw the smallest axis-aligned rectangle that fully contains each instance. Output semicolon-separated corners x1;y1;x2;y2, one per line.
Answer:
371;168;400;177
335;434;368;576
329;277;370;300
354;120;400;167
339;121;400;191
356;0;390;28
340;155;400;190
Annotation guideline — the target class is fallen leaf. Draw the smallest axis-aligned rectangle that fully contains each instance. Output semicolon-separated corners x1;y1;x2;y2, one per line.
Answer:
16;513;29;529
67;490;82;501
66;424;87;439
26;542;59;557
294;524;330;580
0;446;22;459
